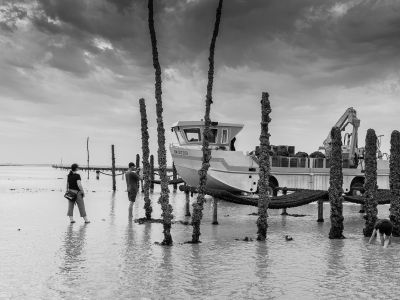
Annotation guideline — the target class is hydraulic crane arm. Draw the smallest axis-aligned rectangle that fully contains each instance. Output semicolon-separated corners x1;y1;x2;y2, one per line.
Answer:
321;107;360;167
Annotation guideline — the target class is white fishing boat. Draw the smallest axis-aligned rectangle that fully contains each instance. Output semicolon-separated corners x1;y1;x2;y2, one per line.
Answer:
170;109;390;194
170;121;258;193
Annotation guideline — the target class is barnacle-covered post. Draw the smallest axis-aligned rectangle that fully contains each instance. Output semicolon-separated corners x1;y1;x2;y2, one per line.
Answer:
86;137;90;179
257;92;272;241
363;129;378;237
139;98;152;220
111;144;116;191
136;153;142;191
389;130;400;236
150;154;155;191
172;162;178;191
212;197;218;225
317;199;324;223
148;0;173;245
136;154;140;170
191;0;224;243
281;187;288;215
185;187;191;217
328;127;345;239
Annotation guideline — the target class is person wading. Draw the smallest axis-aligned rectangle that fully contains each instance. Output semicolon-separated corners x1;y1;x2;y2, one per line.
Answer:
125;162;141;217
66;164;90;224
368;219;393;248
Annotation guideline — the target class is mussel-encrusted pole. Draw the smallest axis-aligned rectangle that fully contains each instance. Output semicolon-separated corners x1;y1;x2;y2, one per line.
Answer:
389;130;400;236
136;154;140;170
191;0;224;244
136;153;141;191
328;127;345;239
185;187;191;217
111;144;116;191
256;92;272;241
139;98;152;220
86;137;90;180
148;0;173;245
363;129;378;237
150;154;155;191
172;162;178;191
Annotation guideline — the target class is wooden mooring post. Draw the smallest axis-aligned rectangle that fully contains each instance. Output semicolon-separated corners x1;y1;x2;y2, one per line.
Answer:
150;154;155;191
136;153;143;192
281;187;288;215
86;137;90;180
172;162;178;191
185;188;191;217
111;144;116;191
317;199;324;222
212;197;218;225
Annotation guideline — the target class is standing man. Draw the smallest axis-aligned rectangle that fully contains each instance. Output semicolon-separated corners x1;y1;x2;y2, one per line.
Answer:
125;162;140;217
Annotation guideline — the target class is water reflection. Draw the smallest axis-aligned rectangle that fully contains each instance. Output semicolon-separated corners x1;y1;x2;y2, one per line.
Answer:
156;247;174;295
324;239;346;282
58;224;88;285
125;219;136;248
142;222;151;244
187;245;205;295
255;242;270;295
110;191;116;226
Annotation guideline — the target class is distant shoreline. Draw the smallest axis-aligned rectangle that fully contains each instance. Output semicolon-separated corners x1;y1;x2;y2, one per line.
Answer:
0;164;52;167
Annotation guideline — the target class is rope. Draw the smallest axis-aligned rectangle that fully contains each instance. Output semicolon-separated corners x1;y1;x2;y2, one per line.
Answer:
98;171;124;177
151;178;184;185
179;186;395;209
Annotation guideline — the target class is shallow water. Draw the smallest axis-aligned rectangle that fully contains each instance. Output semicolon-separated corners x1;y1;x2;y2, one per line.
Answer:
0;166;399;299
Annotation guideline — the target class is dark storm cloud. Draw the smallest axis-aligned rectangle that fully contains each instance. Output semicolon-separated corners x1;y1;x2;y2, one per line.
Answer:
1;0;399;164
0;1;27;32
25;0;400;88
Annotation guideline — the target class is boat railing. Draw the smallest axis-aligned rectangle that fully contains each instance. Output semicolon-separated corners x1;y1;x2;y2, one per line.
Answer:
270;156;352;169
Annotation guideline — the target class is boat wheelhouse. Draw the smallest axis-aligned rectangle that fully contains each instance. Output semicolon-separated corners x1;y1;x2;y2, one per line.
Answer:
171;121;243;150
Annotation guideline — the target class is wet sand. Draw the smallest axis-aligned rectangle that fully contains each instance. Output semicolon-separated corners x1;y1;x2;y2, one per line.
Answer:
1;166;399;299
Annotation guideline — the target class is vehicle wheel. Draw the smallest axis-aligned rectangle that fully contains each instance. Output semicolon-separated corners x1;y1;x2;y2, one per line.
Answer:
255;178;278;196
268;180;278;197
350;182;364;196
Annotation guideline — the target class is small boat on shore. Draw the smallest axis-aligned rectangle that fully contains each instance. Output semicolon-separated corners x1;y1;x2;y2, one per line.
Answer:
170;118;390;195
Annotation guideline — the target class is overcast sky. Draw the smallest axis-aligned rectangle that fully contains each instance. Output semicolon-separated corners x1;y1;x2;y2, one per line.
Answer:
1;0;399;166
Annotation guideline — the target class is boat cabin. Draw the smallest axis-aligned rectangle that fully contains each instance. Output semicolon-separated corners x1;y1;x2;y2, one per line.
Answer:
171;121;244;149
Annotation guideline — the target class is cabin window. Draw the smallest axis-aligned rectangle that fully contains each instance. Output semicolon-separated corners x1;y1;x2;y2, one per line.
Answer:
175;130;185;144
184;128;201;142
209;129;218;143
221;129;228;144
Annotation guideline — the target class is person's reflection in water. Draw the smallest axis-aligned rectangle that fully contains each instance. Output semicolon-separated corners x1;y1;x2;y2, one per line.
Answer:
58;224;88;287
119;220;142;298
125;219;135;248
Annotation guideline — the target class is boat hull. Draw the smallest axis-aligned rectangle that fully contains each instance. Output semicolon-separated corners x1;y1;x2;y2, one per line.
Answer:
170;145;390;193
170;145;258;193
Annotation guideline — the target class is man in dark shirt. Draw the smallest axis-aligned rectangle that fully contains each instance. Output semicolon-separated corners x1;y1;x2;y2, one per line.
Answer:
125;162;140;216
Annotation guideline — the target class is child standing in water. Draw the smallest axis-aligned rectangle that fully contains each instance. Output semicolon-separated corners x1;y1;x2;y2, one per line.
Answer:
368;219;393;248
